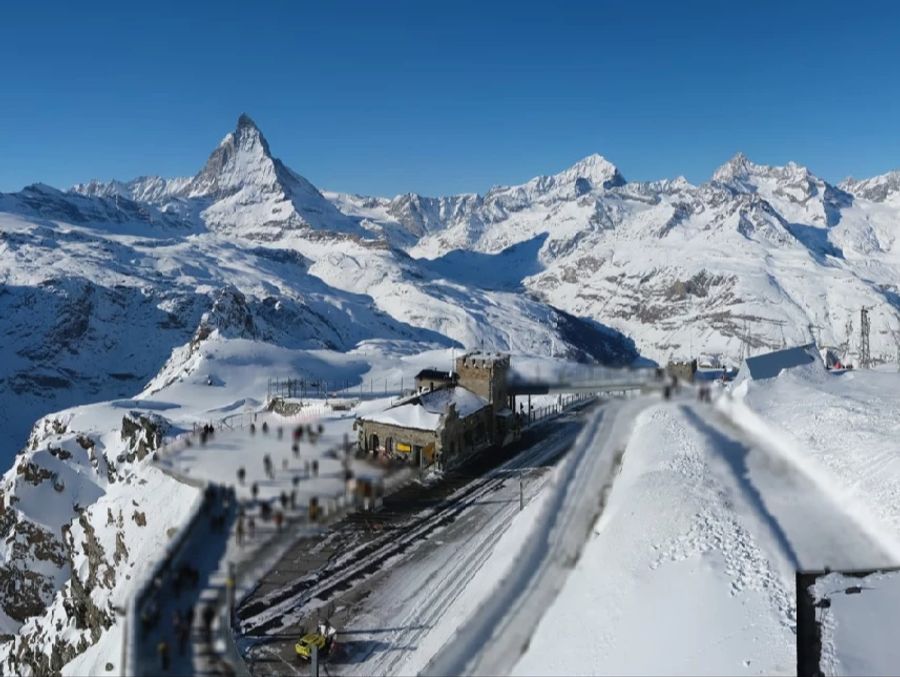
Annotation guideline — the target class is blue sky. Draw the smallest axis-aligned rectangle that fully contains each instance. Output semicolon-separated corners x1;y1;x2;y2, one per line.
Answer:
1;0;899;195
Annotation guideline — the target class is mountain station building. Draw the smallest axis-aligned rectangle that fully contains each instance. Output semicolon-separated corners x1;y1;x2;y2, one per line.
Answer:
355;352;517;469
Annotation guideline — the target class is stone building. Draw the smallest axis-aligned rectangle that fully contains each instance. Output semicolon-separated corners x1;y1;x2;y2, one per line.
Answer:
356;351;516;470
666;359;697;383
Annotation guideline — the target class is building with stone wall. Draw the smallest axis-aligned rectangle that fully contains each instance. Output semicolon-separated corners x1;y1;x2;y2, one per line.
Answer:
355;351;515;470
455;352;510;410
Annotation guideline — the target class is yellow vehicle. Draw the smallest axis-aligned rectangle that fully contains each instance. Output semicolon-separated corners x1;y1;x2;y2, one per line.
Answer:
294;620;336;660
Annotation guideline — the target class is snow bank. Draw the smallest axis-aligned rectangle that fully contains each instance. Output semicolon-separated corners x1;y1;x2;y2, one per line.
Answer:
722;369;900;562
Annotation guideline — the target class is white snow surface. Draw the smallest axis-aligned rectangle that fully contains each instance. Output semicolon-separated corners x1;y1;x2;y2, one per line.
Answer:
733;365;900;553
361;385;488;431
513;402;796;676
813;570;900;676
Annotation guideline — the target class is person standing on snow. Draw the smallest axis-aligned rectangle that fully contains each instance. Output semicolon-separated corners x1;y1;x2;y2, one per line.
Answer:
157;640;170;672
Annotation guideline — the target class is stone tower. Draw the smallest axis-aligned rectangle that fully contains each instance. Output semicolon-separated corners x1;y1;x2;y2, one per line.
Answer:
455;352;510;411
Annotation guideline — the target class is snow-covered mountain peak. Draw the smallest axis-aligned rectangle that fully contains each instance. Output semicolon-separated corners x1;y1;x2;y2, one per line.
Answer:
186;113;279;199
840;170;900;203
480;153;626;207
711;153;818;188
712;152;765;183
236;112;261;133
69;114;358;237
560;153;625;189
539;153;626;196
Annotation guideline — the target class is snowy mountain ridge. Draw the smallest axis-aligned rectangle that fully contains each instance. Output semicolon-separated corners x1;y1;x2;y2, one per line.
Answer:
54;113;900;369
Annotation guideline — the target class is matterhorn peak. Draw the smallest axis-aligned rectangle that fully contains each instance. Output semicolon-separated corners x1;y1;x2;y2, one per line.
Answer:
231;113;271;151
186;114;278;199
236;112;259;131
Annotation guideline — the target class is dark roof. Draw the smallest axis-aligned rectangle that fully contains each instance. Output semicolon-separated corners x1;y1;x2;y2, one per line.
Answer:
415;368;457;381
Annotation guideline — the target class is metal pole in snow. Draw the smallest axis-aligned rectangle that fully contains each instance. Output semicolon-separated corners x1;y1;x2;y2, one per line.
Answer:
519;477;524;512
312;644;319;677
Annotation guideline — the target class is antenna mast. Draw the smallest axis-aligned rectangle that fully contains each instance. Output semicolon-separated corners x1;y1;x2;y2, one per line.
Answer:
859;307;872;369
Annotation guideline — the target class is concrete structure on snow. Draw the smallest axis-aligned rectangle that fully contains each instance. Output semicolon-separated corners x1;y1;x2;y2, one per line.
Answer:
735;343;822;383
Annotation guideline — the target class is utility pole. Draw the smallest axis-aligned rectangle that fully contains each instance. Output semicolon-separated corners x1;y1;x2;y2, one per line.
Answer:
842;315;854;362
807;321;824;347
860;307;872;369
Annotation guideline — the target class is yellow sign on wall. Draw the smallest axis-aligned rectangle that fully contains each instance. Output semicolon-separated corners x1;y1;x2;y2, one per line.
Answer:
396;442;412;453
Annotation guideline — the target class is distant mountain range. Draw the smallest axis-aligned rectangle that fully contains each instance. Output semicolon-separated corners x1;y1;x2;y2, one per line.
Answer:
2;113;900;461
0;115;641;465
71;114;900;362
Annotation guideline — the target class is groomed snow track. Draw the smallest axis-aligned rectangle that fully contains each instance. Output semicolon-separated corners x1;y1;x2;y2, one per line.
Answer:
423;397;646;676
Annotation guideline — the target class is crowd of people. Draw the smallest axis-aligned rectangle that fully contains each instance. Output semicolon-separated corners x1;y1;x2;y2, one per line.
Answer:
142;415;355;672
141;484;233;672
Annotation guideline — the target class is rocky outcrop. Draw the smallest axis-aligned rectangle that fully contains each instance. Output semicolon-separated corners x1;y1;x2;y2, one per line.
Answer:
119;411;167;462
0;409;187;675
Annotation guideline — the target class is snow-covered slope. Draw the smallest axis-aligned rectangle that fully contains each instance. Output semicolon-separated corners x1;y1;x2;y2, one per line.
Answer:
70;114;900;368
0;403;198;675
334;153;900;367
